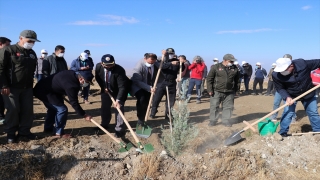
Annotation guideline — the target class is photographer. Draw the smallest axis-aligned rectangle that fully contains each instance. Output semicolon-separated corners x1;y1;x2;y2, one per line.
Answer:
187;56;206;104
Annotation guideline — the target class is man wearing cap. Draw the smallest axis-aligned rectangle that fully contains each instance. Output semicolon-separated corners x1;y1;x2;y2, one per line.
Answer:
242;61;253;94
131;53;159;124
150;48;183;118
33;70;93;138
265;63;276;96
187;55;206;104
272;56;320;137
45;45;68;75
270;54;297;122
70;52;94;104
0;30;40;143
84;50;94;68
252;62;267;95
233;61;244;96
95;54;131;138
35;49;50;82
207;54;239;127
0;37;11;125
211;58;219;68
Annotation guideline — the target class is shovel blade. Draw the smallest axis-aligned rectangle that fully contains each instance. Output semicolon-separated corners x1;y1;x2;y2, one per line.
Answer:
136;123;152;138
224;130;244;146
143;143;154;153
118;142;133;153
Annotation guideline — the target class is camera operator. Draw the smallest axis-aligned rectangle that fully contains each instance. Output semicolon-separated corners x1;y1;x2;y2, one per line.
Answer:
187;56;206;104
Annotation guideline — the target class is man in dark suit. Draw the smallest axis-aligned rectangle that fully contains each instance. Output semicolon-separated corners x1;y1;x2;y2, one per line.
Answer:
33;70;93;138
95;54;130;138
131;53;158;125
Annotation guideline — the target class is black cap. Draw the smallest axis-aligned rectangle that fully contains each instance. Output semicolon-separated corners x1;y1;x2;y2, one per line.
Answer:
166;48;175;54
20;30;40;42
84;50;90;55
101;54;115;65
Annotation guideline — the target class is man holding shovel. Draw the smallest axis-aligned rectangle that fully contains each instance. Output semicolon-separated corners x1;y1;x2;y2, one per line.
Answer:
95;54;131;138
272;57;320;137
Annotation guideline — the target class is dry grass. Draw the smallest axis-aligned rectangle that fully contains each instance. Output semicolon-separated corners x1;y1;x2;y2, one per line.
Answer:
280;168;320;180
132;153;161;179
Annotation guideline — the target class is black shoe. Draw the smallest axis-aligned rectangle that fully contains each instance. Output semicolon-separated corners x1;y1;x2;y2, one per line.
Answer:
17;133;37;141
280;133;288;137
94;125;109;131
43;128;54;134
208;121;217;126
222;123;232;127
115;131;126;138
7;134;16;144
149;114;156;119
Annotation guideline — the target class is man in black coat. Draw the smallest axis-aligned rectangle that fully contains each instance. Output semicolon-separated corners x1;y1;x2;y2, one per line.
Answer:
33;70;93;138
95;54;130;138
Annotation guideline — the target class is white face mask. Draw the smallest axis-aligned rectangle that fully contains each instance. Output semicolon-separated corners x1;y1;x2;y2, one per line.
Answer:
272;66;276;69
41;54;47;58
80;57;87;61
145;62;154;67
227;63;232;67
81;81;89;87
23;42;34;49
280;70;291;76
57;53;64;57
169;54;174;59
213;62;218;65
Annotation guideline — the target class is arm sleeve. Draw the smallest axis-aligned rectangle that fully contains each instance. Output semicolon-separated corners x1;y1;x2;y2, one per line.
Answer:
70;60;78;71
306;59;320;70
181;64;188;77
131;61;151;92
272;72;290;100
202;65;208;78
206;66;216;93
116;70;129;102
0;49;10;88
95;65;104;89
188;63;196;70
66;87;86;116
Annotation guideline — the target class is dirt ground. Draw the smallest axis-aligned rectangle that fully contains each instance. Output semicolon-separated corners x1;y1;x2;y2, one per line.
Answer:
1;81;320;180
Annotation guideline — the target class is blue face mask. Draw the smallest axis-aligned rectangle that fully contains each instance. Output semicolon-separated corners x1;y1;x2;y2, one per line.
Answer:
256;66;260;69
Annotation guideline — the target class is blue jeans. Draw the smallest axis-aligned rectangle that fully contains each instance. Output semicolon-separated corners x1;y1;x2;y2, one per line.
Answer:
35;74;44;82
243;75;250;91
270;92;297;120
43;102;68;135
179;77;189;99
279;96;320;135
82;84;90;101
187;78;202;100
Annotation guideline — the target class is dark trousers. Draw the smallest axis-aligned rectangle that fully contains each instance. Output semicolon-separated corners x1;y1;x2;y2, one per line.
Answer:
243;75;250;92
100;93;125;132
82;84;90;101
209;91;234;124
43;101;68;135
253;78;264;94
135;89;151;121
0;95;5;119
35;74;44;82
266;80;274;95
2;88;34;135
151;81;176;117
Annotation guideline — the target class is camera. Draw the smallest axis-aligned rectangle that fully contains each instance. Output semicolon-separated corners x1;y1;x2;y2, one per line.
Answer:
196;59;201;63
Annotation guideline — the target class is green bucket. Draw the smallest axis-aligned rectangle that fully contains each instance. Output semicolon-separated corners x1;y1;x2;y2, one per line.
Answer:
257;118;280;136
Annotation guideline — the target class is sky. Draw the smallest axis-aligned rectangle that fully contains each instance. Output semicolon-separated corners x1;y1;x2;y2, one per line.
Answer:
0;0;319;74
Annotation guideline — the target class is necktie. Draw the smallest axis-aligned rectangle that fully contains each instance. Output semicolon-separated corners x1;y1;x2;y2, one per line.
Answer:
105;70;109;88
147;67;152;85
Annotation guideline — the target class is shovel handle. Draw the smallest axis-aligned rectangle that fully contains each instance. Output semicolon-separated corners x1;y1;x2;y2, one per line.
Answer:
179;60;182;80
166;86;173;133
144;55;165;122
90;119;121;144
106;92;142;147
292;132;320;136
243;83;320;131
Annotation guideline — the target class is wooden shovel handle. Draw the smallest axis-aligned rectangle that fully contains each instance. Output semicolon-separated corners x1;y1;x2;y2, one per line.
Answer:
90;119;121;144
144;55;165;122
292;132;320;136
106;92;141;145
166;86;173;133
179;60;182;80
243;83;320;131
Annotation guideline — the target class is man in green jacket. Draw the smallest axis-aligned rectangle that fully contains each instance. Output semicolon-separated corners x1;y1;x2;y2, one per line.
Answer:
0;30;40;143
206;54;239;127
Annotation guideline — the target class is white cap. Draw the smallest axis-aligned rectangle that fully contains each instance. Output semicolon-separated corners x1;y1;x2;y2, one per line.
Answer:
274;58;292;72
41;49;48;54
256;62;261;66
242;61;247;65
272;63;276;66
80;52;88;60
213;58;218;61
234;61;239;65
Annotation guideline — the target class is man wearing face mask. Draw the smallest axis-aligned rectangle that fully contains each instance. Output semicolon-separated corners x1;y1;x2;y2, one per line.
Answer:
131;53;158;125
252;62;267;95
34;49;49;82
242;61;253;94
0;37;11;125
272;57;320;137
45;45;68;75
207;54;239;127
70;52;94;104
233;61;244;96
0;30;39;143
95;54;131;137
150;48;183;119
84;50;94;68
211;58;219;68
265;63;276;96
33;70;93;138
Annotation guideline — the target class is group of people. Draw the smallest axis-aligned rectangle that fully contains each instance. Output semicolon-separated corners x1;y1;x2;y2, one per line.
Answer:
1;29;320;144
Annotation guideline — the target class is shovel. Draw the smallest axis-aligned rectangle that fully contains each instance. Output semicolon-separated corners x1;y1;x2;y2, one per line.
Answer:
136;55;165;138
107;92;154;153
225;83;320;146
90;119;133;153
292;132;320;136
166;86;173;133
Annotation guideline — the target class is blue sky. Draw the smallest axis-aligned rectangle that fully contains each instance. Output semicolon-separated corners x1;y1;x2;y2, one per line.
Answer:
0;0;319;74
